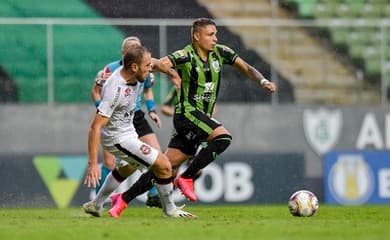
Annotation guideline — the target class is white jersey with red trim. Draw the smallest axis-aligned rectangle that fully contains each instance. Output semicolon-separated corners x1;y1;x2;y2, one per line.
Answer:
98;66;142;145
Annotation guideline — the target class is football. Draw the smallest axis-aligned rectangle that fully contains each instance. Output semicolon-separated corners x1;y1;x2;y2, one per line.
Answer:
288;190;319;217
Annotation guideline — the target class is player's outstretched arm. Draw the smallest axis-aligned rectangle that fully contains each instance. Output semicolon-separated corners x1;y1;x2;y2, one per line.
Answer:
233;57;277;93
152;57;181;89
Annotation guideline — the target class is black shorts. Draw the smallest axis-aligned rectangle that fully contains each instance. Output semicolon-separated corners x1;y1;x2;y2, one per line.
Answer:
134;110;154;137
168;110;222;156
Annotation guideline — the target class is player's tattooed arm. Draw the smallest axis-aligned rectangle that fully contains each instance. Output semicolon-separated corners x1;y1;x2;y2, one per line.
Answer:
233;57;277;93
152;58;181;89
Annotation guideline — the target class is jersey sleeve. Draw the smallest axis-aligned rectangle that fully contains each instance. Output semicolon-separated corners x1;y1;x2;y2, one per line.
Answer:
216;44;238;65
168;49;190;67
97;82;120;118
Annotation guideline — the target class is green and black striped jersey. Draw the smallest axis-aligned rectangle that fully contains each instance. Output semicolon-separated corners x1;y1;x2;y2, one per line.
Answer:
168;44;238;116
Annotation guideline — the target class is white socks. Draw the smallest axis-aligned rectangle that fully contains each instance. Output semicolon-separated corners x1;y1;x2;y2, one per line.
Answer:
95;172;121;208
155;182;176;213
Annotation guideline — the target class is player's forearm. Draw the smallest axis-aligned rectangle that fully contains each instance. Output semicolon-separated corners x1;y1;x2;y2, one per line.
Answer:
87;126;101;165
91;85;102;107
247;64;269;85
144;88;154;101
161;105;174;117
91;90;100;102
152;58;167;73
154;60;177;78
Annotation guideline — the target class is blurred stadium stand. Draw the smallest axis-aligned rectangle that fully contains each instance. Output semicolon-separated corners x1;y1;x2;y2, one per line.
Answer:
281;0;385;103
200;0;380;104
0;67;17;102
85;0;293;103
0;0;387;104
0;0;124;103
0;0;293;104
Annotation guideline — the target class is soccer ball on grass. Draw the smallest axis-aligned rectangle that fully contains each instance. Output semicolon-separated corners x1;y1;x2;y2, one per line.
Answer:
288;190;319;217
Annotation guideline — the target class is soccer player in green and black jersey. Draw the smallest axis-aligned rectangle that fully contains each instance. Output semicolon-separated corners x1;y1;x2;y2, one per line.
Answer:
162;17;277;202
118;17;277;204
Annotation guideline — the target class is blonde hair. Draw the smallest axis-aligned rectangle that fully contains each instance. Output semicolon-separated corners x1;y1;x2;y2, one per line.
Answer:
121;36;141;52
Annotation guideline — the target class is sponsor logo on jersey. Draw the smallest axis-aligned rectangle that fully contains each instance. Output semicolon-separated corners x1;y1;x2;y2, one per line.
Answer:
193;94;216;103
140;144;151;154
205;82;214;93
212;60;220;72
174;50;187;61
124;87;131;97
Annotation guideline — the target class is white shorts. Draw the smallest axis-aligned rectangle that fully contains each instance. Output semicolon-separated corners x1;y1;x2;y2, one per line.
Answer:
103;137;159;172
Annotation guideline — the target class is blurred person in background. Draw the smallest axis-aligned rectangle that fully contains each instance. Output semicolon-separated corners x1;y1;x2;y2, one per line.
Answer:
160;85;177;117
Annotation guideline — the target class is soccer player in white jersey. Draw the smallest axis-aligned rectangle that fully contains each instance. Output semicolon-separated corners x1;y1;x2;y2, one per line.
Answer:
83;37;181;216
84;44;195;218
90;36;163;208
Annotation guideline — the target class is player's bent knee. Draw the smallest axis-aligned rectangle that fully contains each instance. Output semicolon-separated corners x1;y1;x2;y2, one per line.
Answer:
214;134;232;154
117;165;136;177
152;153;172;178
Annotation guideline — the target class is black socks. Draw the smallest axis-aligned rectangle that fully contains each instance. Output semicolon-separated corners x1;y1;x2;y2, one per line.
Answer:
181;134;232;179
122;171;154;203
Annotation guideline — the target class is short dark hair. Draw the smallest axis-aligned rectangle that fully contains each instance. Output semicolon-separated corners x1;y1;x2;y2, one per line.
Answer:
192;17;216;35
122;45;148;69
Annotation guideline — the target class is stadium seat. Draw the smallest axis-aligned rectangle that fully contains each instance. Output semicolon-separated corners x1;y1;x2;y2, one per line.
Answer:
0;0;125;103
348;30;365;45
382;4;390;17
284;0;386;92
335;2;361;19
362;46;381;61
349;43;365;60
295;0;317;18
0;2;18;17
312;2;336;19
367;30;382;46
365;58;381;79
10;0;98;18
360;3;382;19
330;27;350;45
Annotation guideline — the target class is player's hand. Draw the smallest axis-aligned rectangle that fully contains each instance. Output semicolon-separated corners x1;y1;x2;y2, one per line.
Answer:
102;72;111;80
161;105;174;117
95;71;112;86
84;162;101;188
149;111;162;128
166;68;181;90
171;76;181;90
262;80;277;93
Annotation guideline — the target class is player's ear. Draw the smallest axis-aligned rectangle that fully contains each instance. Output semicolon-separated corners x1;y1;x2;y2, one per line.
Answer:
193;31;200;41
131;63;138;72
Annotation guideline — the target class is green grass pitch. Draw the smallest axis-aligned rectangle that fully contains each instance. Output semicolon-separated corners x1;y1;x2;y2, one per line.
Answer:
0;205;389;240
